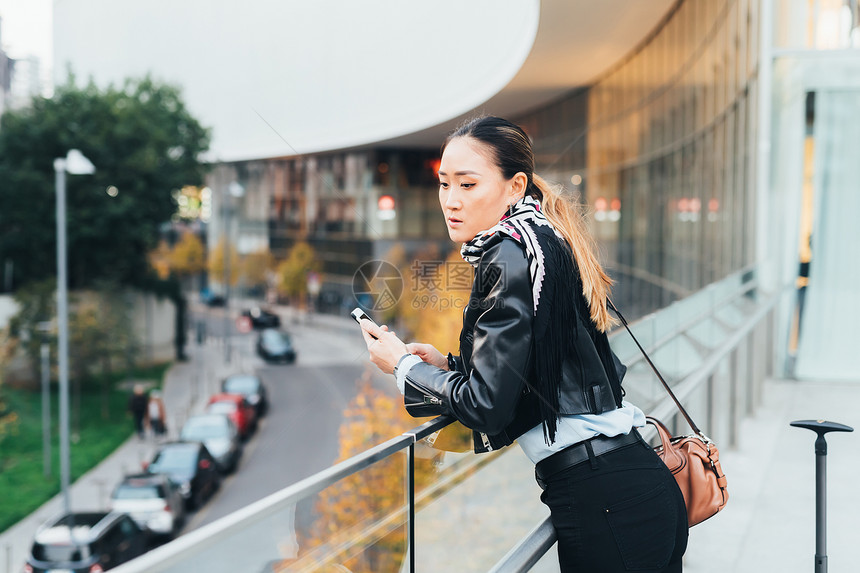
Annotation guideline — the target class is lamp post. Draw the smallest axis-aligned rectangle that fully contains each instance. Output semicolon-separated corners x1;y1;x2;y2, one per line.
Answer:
54;149;96;514
222;181;244;364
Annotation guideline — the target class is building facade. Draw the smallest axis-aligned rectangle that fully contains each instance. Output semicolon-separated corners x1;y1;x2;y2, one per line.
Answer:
52;0;860;379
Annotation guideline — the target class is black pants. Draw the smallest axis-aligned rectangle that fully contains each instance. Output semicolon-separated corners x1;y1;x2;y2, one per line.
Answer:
133;414;145;437
538;437;688;572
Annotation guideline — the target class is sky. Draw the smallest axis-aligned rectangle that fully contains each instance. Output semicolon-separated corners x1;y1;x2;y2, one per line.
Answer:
0;0;52;85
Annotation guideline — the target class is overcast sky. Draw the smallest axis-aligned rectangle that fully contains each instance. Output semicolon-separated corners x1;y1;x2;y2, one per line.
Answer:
0;0;52;72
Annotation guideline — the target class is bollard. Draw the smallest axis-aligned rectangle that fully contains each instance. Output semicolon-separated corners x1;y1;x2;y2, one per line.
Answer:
790;419;854;573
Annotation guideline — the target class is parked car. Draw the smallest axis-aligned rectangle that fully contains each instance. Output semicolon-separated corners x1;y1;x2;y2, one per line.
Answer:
180;414;242;474
221;374;269;417
144;441;220;509
205;393;258;439
203;293;226;307
24;512;147;572
241;306;281;329
256;328;297;364
109;473;185;539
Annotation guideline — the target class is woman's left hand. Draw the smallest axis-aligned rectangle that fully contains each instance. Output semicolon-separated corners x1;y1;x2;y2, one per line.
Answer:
359;319;409;375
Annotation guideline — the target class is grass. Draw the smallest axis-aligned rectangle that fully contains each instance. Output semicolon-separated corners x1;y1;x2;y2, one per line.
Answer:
0;362;171;533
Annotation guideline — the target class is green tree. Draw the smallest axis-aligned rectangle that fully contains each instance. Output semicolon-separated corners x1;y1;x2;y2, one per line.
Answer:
0;75;211;290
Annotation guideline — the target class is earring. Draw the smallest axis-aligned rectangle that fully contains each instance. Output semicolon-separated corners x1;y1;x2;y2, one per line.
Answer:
507;203;514;218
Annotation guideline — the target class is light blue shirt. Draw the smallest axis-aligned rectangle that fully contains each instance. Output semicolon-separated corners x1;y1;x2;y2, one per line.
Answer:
517;401;646;464
395;356;645;463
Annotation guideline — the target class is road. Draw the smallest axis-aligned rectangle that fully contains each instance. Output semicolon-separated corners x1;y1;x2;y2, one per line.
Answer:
181;306;399;536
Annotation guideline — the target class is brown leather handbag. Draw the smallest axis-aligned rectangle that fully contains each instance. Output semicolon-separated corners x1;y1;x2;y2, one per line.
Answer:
611;302;729;527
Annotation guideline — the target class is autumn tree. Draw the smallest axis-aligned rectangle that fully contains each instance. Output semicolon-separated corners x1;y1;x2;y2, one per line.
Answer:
170;231;207;276
169;231;207;291
276;242;321;306
208;238;240;287
148;241;173;281
0;325;18;440
241;247;275;294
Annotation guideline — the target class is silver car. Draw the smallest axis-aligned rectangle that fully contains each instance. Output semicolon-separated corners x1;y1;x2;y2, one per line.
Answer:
109;473;186;538
180;414;242;473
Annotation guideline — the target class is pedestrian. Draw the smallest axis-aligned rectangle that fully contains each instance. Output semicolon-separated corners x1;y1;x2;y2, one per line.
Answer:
147;390;167;438
127;384;148;439
360;117;688;571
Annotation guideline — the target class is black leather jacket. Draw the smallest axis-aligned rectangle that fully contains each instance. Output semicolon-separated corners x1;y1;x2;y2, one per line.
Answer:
404;237;625;453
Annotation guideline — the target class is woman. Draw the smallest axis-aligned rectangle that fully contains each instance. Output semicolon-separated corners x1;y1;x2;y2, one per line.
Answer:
360;116;687;572
147;390;167;438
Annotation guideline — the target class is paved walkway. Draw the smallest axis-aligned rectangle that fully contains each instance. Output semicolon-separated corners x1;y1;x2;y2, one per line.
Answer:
683;377;860;573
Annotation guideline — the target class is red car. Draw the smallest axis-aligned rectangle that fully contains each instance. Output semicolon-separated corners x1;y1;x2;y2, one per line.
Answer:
205;393;258;439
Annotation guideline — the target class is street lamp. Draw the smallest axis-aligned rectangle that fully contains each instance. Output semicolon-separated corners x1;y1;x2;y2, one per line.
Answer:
223;181;244;364
54;149;96;514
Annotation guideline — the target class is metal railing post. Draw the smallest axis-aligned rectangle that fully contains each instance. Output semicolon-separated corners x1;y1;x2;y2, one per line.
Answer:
408;442;416;573
729;349;739;448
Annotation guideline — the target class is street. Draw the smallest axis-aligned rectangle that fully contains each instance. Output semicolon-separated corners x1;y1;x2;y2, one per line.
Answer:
182;305;398;533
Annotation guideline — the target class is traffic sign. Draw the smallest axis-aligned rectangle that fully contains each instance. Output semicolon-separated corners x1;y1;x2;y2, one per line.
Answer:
236;315;253;333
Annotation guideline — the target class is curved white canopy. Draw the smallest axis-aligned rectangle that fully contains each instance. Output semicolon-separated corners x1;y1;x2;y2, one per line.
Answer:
54;0;674;161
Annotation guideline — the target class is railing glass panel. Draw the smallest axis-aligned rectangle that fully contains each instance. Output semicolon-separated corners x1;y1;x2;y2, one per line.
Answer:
413;446;547;572
279;450;410;572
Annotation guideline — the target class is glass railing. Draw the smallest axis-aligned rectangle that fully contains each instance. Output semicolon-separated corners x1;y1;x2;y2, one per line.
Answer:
114;265;779;573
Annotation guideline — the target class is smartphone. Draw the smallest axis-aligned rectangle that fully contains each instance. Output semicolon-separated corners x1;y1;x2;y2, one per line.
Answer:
350;307;378;339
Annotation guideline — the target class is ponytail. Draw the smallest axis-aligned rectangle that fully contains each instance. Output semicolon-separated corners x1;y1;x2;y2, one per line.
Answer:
531;175;616;332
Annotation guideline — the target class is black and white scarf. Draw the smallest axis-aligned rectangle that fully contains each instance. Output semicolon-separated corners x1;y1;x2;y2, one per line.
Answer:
461;195;577;444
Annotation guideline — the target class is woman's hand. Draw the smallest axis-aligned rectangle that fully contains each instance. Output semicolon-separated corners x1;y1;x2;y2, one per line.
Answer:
359;319;409;375
405;342;449;370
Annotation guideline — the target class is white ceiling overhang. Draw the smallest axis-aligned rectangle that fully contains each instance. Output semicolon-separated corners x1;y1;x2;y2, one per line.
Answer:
54;0;676;161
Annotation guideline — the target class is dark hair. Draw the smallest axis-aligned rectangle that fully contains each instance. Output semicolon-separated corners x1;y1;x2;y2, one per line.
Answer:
442;116;542;200
442;116;615;331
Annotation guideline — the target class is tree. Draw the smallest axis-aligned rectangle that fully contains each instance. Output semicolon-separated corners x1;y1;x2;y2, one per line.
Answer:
68;287;136;421
276;242;321;305
208;238;240;287
7;279;57;386
0;75;211;290
241;247;275;294
169;231;207;276
148;240;173;281
169;231;207;291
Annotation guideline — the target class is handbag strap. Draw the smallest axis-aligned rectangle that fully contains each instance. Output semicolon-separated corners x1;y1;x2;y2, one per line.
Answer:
608;300;703;437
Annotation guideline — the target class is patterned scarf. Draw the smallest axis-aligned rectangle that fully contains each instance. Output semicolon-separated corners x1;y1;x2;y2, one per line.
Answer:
460;195;576;444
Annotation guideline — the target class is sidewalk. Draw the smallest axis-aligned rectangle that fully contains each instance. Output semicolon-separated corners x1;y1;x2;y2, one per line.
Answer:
682;377;860;573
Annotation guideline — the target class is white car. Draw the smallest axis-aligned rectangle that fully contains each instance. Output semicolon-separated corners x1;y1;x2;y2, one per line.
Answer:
180;414;242;474
109;473;186;538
